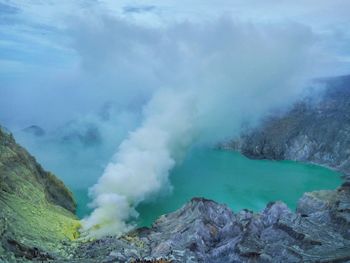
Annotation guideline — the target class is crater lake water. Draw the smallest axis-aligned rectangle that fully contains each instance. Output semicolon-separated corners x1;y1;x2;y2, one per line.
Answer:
74;149;341;227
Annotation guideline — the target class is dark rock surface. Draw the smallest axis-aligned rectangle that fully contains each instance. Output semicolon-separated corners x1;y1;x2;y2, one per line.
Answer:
68;75;350;262
71;184;350;262
224;75;350;176
1;75;350;262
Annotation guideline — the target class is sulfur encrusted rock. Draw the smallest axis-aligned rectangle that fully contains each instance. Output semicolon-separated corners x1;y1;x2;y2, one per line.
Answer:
0;127;80;261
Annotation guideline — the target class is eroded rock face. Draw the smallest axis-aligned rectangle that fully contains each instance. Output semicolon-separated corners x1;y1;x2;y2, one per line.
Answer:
225;75;350;176
73;185;350;263
0;127;79;261
2;73;350;262
0;129;348;262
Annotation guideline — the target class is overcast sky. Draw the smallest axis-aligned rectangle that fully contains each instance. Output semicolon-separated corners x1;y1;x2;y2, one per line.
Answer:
1;0;350;129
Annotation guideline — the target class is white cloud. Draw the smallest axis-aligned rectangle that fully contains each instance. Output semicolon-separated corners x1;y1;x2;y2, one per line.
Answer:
1;1;349;237
77;17;322;237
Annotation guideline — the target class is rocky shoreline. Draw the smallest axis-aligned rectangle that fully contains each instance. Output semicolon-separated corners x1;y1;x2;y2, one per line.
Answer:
70;182;350;262
224;75;350;177
1;125;349;263
1;75;350;262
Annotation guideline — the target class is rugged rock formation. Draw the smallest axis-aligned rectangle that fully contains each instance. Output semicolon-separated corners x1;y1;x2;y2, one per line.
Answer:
0;127;79;261
68;75;350;262
71;183;350;262
224;75;350;176
1;75;350;262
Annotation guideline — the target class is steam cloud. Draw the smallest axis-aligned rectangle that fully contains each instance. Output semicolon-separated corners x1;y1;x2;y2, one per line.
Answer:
81;17;320;237
0;1;347;239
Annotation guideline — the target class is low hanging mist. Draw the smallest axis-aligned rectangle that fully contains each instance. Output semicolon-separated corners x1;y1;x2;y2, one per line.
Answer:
2;9;337;237
74;18;320;237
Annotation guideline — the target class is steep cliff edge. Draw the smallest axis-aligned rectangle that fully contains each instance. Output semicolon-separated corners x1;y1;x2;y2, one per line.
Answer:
72;184;350;262
1;75;350;262
0;127;79;261
224;75;350;176
1;126;349;262
69;75;350;262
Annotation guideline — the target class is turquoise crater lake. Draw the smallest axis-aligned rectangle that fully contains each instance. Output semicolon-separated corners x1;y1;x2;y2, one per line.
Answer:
74;149;341;227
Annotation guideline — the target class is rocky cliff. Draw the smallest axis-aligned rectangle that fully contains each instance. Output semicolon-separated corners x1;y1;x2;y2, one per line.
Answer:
0;127;80;261
71;183;350;262
68;75;350;262
1;75;350;262
224;75;350;177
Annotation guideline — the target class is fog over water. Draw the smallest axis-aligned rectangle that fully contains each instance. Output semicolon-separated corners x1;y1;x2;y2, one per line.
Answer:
75;149;341;228
1;1;350;237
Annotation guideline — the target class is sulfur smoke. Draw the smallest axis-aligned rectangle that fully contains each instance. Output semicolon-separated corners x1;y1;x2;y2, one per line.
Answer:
83;90;195;235
82;18;321;237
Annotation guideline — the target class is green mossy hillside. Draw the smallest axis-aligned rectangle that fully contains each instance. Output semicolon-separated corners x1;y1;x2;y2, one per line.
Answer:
0;127;80;261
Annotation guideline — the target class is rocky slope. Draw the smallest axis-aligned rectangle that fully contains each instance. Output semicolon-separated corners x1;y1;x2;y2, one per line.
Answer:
225;75;350;176
1;75;350;262
70;182;350;262
68;74;350;262
0;127;80;261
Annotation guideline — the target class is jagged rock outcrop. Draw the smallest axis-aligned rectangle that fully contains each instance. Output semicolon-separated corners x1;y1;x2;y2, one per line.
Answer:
224;75;350;176
2;75;350;262
71;182;350;262
0;128;349;262
68;75;350;262
0;127;80;261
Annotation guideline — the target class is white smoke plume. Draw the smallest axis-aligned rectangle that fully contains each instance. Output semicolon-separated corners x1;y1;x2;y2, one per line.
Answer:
83;90;195;235
82;17;322;237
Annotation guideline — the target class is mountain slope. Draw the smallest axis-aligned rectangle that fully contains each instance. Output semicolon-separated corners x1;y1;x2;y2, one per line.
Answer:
225;75;350;176
0;127;79;261
72;185;350;262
